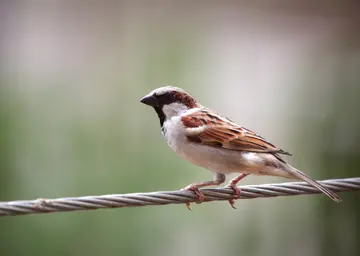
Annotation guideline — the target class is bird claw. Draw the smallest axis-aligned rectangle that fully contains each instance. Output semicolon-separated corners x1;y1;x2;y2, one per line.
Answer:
183;185;205;210
228;199;237;209
226;184;241;209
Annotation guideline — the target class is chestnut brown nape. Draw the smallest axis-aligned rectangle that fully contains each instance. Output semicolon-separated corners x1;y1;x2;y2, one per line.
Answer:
171;90;199;108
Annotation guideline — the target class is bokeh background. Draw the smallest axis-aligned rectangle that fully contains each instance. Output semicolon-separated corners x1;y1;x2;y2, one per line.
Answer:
0;1;359;256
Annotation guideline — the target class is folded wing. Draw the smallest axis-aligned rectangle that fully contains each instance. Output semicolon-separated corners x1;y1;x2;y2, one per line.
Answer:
182;109;291;156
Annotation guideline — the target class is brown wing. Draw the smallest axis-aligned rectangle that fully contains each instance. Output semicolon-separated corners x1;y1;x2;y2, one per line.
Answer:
182;109;291;156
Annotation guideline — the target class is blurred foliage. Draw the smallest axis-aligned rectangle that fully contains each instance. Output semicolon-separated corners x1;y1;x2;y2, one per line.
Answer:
0;2;359;256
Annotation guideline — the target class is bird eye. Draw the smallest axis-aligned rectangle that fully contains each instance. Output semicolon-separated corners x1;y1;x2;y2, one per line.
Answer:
156;92;176;106
165;92;176;101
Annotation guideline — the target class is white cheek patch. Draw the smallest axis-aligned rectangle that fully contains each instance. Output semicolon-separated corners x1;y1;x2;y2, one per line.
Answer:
162;103;189;118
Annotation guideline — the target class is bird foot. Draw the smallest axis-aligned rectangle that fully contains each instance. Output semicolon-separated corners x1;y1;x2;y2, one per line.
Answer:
182;184;206;210
226;184;241;209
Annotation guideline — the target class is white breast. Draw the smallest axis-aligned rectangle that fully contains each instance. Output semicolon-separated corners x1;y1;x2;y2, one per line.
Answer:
161;107;201;149
162;116;187;149
161;114;243;173
162;112;285;176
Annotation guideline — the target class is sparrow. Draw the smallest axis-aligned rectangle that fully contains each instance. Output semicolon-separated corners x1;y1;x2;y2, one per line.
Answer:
140;86;341;209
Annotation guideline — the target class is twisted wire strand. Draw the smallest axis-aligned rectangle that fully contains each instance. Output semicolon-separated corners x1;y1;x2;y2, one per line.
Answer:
1;177;359;217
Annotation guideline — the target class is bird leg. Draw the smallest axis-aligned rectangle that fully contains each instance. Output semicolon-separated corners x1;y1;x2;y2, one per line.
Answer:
226;173;249;209
183;173;225;210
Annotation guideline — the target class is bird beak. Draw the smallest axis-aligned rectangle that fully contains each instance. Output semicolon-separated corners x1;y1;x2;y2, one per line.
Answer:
140;94;157;107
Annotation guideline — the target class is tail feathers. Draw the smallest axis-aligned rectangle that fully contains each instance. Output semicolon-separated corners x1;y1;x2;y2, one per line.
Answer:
289;168;342;202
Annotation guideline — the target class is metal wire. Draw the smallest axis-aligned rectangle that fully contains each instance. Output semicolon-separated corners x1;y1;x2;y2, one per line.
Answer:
1;177;359;217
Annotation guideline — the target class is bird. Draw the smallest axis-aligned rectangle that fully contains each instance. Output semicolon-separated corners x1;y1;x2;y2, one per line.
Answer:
140;86;341;209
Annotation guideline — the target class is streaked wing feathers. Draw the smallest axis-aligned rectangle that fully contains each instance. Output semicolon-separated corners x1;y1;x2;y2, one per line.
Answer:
182;109;291;156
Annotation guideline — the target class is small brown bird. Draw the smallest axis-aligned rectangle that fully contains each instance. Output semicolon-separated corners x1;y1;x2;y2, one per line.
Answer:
140;86;341;209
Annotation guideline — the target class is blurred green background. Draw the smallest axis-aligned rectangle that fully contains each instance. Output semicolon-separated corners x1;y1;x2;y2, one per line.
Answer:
0;1;359;256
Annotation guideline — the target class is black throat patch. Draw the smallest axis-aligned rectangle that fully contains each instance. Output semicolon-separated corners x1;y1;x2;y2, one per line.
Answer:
153;106;166;128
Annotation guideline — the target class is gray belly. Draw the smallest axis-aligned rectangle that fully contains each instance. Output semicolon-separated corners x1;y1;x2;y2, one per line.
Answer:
172;137;263;174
